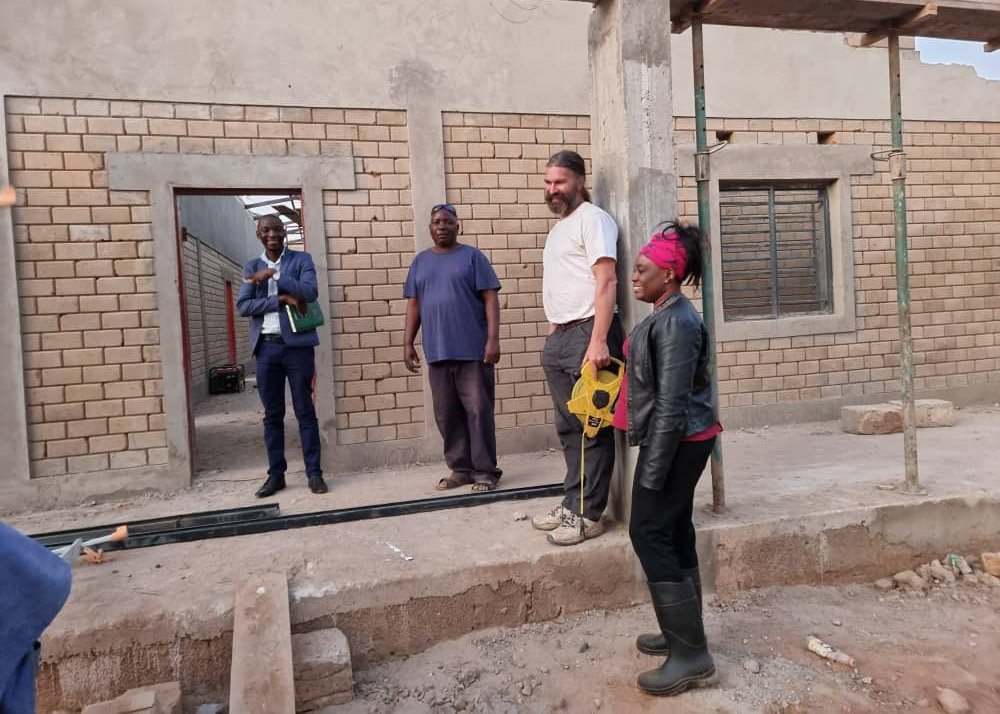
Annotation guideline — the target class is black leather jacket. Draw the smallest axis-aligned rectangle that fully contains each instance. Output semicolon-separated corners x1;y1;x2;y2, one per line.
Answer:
626;293;717;490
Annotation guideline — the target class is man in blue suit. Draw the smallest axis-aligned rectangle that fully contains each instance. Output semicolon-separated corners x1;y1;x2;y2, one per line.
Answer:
238;215;328;497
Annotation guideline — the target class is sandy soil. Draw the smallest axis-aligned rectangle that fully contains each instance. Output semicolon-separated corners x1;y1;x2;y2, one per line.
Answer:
326;579;1000;713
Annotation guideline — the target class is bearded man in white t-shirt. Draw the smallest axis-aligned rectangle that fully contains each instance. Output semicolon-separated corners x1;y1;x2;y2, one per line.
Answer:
532;150;625;546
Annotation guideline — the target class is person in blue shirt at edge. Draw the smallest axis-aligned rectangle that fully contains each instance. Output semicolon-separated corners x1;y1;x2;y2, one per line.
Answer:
237;214;328;498
403;203;503;492
0;521;72;713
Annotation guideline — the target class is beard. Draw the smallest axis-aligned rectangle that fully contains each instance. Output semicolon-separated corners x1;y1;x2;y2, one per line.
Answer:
545;189;578;216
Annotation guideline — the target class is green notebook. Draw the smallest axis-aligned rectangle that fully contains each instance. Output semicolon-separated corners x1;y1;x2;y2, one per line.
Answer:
285;300;325;333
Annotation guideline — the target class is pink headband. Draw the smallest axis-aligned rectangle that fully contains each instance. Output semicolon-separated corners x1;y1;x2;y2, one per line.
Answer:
639;231;688;279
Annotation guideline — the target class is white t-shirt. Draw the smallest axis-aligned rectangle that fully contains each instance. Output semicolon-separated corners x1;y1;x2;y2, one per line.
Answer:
542;202;619;324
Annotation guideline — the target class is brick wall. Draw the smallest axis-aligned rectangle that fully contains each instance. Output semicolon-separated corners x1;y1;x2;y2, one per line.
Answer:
5;97;419;475
442;112;591;430
674;117;1000;408
322;109;421;445
7;95;999;479
180;235;247;401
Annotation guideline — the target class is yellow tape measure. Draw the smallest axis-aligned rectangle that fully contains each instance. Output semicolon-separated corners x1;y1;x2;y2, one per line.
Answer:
566;358;624;438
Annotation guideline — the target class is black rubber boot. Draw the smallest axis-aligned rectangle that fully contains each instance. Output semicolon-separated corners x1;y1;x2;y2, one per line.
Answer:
636;567;702;656
637;579;715;696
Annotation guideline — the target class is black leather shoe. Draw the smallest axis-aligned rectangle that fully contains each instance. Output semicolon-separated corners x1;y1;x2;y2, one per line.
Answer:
255;475;286;498
307;474;329;494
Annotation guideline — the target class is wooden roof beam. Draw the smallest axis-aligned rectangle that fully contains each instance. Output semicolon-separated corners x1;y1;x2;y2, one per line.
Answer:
986;37;999;52
672;0;725;34
860;2;938;47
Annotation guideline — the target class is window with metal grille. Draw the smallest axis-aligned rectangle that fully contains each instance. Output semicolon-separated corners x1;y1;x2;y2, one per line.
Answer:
719;184;833;321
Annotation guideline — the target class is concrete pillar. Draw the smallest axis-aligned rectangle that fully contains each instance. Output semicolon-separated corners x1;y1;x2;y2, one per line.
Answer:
405;100;447;456
589;0;677;522
0;99;32;487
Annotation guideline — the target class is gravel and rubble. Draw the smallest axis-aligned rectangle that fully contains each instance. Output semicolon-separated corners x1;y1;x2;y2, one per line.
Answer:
324;573;999;714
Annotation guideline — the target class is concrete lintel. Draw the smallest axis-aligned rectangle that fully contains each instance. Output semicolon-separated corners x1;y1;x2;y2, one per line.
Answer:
106;153;355;192
675;143;876;178
0;94;31;487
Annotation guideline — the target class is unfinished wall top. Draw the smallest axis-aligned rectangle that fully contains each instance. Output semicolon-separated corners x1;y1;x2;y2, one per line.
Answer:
2;0;997;121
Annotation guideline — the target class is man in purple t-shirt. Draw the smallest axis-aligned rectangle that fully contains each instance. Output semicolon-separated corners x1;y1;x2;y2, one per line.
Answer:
404;204;502;491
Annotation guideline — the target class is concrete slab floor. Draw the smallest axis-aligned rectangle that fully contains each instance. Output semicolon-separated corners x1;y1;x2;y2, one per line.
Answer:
6;405;999;531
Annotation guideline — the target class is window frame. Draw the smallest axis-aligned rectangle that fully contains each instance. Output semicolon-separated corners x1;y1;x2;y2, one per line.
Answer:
677;144;874;341
718;182;835;322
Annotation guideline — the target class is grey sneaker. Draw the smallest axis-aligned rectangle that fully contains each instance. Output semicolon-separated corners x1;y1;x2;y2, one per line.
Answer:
547;512;604;546
532;504;570;531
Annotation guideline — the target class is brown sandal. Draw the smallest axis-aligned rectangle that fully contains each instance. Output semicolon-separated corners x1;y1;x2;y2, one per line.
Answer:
436;474;472;491
471;478;498;492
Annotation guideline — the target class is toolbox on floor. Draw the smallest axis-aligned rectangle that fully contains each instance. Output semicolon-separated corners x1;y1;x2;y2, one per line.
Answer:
208;363;246;394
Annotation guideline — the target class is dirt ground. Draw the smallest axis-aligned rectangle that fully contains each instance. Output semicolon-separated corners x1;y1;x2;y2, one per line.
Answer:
326;580;1000;714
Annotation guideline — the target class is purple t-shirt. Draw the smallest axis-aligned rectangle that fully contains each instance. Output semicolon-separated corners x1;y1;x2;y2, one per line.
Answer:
403;243;501;363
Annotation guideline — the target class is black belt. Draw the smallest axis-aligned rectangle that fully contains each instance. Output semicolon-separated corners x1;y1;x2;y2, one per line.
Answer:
261;334;284;342
554;316;594;331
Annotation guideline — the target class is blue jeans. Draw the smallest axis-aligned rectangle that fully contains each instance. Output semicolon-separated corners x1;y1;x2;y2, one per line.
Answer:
255;340;322;479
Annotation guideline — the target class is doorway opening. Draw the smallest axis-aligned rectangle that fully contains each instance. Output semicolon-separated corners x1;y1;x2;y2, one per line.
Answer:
173;189;304;482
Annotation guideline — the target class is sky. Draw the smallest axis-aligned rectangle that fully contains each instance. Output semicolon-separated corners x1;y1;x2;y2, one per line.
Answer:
915;38;1000;80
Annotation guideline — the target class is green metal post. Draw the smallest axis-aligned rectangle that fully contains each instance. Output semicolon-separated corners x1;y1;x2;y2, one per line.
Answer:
888;32;920;492
692;16;725;512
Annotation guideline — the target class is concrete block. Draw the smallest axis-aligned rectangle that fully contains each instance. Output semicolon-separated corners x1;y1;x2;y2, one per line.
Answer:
81;681;181;714
292;629;353;711
229;573;296;714
840;403;902;435
888;399;956;427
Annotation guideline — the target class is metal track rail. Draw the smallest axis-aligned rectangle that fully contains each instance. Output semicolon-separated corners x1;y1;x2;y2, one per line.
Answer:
30;503;281;549
31;484;563;551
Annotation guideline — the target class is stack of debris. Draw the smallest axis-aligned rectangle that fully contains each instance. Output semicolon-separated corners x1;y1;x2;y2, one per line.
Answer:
875;551;1000;592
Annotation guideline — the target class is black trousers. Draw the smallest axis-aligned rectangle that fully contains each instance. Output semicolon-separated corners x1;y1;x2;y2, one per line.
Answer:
629;438;715;582
542;315;625;521
427;360;500;483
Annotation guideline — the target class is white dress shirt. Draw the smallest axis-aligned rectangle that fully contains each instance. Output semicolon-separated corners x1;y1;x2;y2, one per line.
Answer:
260;250;285;335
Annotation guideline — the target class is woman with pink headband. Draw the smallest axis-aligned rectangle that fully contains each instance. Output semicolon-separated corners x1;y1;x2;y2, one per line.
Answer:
612;221;722;696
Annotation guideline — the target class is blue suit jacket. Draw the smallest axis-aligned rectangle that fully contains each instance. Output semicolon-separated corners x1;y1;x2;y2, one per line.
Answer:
237;249;321;355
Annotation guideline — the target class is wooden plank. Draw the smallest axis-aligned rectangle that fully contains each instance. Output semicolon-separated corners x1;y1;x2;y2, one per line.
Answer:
660;0;1000;43
861;2;938;46
230;572;296;714
672;0;726;34
987;38;1000;51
